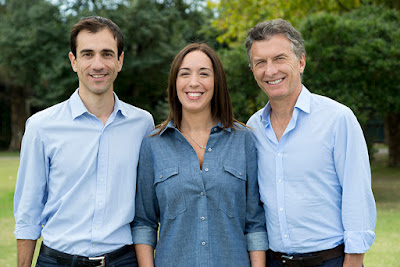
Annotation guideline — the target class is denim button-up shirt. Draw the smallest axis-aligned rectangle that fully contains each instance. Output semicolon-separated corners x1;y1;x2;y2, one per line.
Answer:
133;121;268;267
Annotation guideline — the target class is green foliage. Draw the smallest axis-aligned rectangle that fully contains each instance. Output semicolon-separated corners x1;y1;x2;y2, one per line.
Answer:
218;44;267;122
212;0;361;45
0;0;73;108
300;5;400;124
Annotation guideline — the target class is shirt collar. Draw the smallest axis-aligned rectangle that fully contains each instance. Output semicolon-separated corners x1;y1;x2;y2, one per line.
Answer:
70;88;127;119
259;85;311;124
294;85;311;114
158;120;231;136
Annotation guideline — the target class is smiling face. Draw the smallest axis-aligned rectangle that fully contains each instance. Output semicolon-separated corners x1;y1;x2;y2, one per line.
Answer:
250;34;305;102
69;28;124;96
176;50;214;116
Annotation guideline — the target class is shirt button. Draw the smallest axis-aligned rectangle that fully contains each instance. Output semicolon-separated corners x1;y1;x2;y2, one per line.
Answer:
159;175;163;179
278;179;282;183
284;235;288;238
208;148;212;152
204;168;209;172
280;208;283;211
100;178;104;182
201;216;206;221
98;201;103;206
277;152;282;157
200;192;204;196
202;242;206;246
238;172;242;176
213;128;217;132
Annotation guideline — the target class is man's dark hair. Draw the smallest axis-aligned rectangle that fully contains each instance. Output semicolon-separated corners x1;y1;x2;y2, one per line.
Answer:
70;16;124;58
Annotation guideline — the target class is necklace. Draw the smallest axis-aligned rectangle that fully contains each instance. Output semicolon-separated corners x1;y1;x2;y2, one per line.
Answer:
186;132;206;149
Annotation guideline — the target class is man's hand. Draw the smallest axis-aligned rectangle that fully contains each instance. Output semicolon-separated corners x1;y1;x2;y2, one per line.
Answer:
17;239;37;267
343;253;364;267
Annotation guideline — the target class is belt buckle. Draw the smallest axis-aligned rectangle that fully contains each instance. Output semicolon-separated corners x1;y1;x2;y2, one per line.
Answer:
281;254;294;264
281;255;294;260
88;256;105;266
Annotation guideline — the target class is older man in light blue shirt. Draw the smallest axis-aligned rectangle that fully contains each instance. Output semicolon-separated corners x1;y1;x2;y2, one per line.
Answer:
245;19;376;267
14;16;154;266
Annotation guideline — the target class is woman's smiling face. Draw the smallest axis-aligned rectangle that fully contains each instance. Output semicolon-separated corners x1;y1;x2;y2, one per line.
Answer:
176;50;215;115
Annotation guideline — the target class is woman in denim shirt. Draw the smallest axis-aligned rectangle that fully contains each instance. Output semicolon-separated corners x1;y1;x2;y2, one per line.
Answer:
132;43;268;267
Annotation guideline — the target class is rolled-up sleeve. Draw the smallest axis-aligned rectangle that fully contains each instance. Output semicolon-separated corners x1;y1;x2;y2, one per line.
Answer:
244;130;268;251
132;138;159;248
14;118;48;240
334;108;376;253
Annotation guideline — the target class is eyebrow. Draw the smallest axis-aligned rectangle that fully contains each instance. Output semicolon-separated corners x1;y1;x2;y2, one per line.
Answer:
79;49;116;55
178;67;213;71
275;53;287;58
101;49;116;55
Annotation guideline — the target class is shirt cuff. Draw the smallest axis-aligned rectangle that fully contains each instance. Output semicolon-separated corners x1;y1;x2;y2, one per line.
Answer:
14;224;42;240
132;226;157;248
344;230;375;253
246;231;268;251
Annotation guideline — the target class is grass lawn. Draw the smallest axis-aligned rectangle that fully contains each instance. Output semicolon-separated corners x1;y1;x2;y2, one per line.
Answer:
364;151;400;266
0;148;399;266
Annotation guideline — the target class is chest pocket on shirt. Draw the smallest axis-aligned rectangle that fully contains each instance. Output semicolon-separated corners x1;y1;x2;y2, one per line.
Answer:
154;166;187;219
219;164;247;218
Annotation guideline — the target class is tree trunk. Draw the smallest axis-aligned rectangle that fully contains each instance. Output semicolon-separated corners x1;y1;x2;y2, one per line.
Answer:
8;85;29;151
384;113;400;168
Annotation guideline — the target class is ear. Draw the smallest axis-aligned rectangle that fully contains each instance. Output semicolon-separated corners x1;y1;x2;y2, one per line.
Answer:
299;54;306;74
117;52;124;72
69;52;77;72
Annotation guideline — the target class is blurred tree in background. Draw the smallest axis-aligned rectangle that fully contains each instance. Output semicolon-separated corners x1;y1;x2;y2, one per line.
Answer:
212;0;361;45
0;0;70;150
300;5;400;167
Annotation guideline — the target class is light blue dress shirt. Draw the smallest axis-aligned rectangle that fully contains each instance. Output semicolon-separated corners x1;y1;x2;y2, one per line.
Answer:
247;86;376;254
132;122;268;267
14;89;154;257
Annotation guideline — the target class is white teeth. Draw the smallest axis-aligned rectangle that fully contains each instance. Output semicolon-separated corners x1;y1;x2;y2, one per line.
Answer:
92;74;105;78
188;92;202;97
267;78;283;85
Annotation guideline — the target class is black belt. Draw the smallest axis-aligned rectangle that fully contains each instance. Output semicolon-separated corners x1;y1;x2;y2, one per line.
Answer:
270;243;345;267
40;243;134;266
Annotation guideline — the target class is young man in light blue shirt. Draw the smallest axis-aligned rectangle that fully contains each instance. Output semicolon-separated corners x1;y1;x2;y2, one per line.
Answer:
245;19;376;267
14;16;154;266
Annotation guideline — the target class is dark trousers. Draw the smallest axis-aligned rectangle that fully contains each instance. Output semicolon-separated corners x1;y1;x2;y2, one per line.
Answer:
36;246;138;267
266;250;344;267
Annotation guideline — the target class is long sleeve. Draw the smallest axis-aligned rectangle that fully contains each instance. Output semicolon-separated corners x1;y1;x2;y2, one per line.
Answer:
333;108;376;253
14;118;48;240
244;130;268;251
132;138;159;248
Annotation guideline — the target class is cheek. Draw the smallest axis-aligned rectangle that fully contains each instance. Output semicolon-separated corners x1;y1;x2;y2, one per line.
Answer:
176;77;185;90
253;69;264;81
205;79;214;91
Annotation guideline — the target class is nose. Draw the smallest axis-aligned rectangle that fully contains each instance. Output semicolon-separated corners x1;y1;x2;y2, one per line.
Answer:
189;74;200;88
92;55;105;70
264;61;278;77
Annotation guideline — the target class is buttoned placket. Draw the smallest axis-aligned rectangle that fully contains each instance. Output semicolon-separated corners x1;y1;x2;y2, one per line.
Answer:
269;111;299;254
89;112;117;252
197;126;219;266
276;140;292;252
